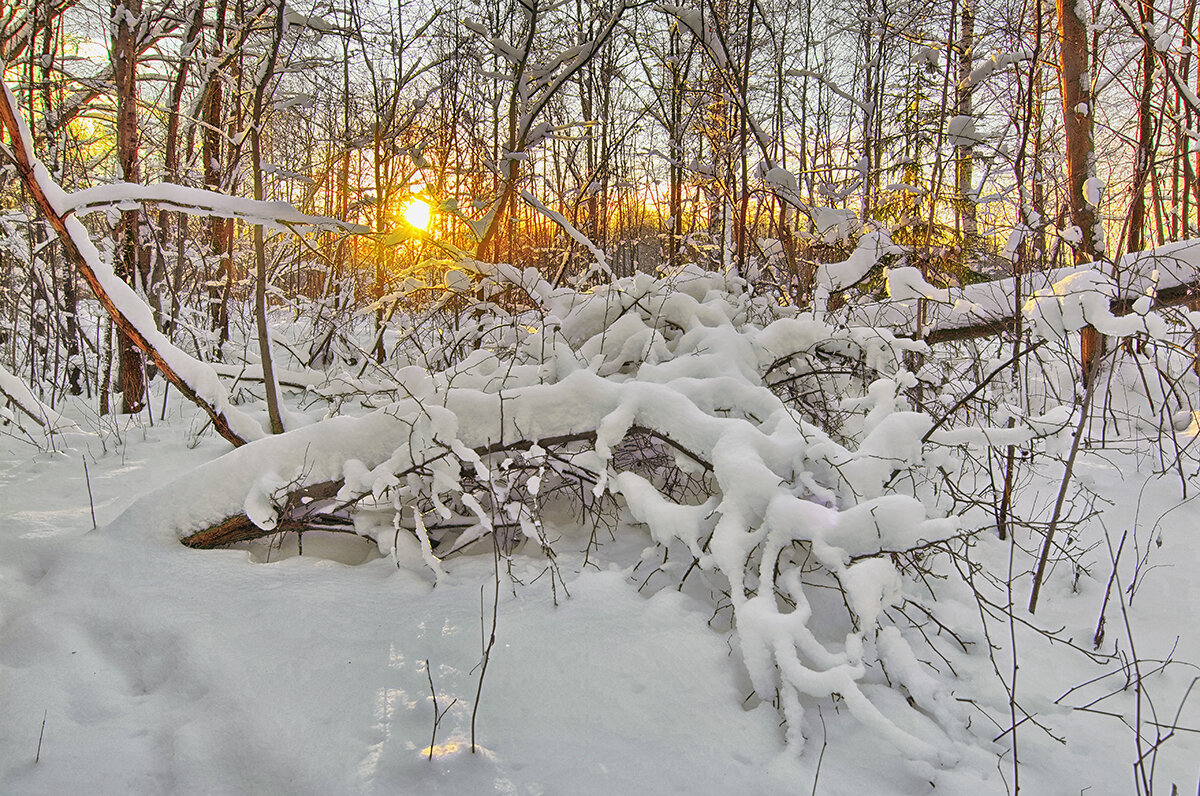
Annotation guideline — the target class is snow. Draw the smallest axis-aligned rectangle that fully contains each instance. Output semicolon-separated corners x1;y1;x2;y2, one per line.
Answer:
4;244;1200;795
1024;268;1171;341
0;450;804;792
838;238;1200;341
0;90;266;447
520;190;610;275
946;114;979;148
64;182;364;234
763;165;800;197
9;0;1200;788
964;50;1032;88
0;362;77;437
816;229;901;292
807;206;858;245
885;265;951;303
7;130;1200;796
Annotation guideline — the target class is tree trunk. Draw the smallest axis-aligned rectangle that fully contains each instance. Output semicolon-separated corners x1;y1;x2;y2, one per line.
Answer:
955;0;976;241
250;0;286;435
0;84;254;447
202;1;230;353
1057;0;1102;383
668;22;683;271
1126;0;1154;255
735;0;755;272
158;0;206;340
111;0;147;414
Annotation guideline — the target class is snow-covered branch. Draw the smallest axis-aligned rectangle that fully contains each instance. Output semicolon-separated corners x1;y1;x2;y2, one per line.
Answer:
62;182;366;234
0;80;264;447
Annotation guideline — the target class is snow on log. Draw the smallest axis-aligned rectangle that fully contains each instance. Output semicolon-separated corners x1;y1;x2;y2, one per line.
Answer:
837;238;1200;343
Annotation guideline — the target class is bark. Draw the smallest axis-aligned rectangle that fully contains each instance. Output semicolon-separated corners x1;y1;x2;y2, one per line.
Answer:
956;0;976;240
158;0;207;338
1126;0;1154;255
180;427;708;549
182;480;345;548
250;0;286;435
668;22;683;271
1057;0;1098;261
1057;0;1102;383
202;1;231;349
111;0;147;413
735;0;755;272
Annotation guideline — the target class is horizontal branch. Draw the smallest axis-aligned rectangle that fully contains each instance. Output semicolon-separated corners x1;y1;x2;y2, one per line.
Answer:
179;424;713;549
63;182;367;234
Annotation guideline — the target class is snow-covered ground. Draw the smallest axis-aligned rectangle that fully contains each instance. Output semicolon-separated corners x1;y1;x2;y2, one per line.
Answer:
4;257;1200;795
2;381;1199;795
0;398;823;794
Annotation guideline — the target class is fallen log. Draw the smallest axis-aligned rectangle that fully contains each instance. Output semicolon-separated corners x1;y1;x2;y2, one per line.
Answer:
178;426;712;549
182;480;345;548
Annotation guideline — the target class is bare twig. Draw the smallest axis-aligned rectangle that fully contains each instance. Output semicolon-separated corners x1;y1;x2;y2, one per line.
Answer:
471;534;500;754
83;458;96;530
35;710;46;764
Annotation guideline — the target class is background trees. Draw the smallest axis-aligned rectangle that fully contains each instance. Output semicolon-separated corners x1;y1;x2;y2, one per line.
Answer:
3;0;1200;409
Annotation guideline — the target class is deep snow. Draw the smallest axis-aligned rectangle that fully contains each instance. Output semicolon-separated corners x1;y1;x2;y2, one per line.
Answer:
2;385;1199;794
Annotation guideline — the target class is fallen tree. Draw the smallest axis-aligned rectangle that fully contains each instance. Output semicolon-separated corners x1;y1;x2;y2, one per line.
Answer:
0;80;361;447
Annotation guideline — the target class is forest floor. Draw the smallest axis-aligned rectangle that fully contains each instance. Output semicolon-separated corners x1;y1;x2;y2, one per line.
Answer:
2;384;1199;795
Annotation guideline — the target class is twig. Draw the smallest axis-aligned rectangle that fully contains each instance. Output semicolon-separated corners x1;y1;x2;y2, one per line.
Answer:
83;458;96;530
425;658;457;760
1094;530;1128;649
922;340;1046;443
471;533;500;754
35;710;46;763
1007;527;1021;793
1029;348;1104;614
810;706;827;796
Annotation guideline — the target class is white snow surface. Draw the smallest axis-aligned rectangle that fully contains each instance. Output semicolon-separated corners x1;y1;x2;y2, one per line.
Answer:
5;378;1199;793
3;266;1200;794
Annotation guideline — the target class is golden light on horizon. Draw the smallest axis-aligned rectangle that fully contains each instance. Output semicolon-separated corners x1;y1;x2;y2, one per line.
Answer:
402;197;432;231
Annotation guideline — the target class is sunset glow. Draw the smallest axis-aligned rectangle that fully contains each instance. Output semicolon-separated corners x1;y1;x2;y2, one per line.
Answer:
402;197;432;231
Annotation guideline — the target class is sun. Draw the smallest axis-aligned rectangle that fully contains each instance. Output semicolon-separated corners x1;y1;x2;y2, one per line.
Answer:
402;197;432;231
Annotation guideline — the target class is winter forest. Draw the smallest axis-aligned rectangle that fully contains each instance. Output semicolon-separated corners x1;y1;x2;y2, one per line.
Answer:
3;0;1200;792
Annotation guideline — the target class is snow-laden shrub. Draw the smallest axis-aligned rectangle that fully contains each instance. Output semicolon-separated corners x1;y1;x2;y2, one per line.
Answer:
141;263;1086;761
